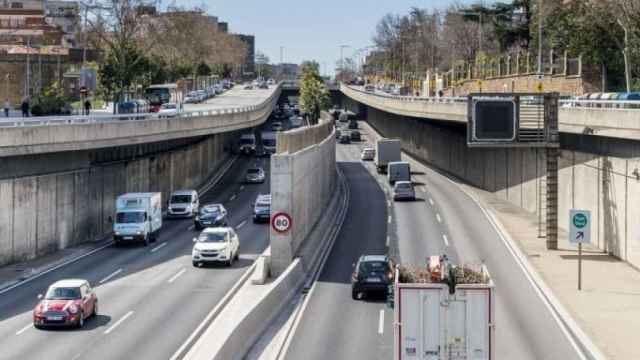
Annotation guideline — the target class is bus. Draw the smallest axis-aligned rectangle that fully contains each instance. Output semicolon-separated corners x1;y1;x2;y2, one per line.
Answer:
144;84;183;112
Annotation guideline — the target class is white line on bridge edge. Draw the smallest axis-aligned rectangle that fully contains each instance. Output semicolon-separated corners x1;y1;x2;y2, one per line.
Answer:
104;311;134;335
378;309;385;335
168;268;186;284
99;268;123;284
237;220;247;229
15;323;32;335
443;235;450;247
150;242;167;253
436;213;442;223
429;198;434;206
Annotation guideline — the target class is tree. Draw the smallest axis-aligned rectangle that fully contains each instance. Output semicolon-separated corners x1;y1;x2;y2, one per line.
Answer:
299;61;330;124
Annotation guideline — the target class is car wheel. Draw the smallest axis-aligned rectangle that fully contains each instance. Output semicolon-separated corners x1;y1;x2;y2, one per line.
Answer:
352;288;359;300
92;302;98;317
234;251;239;261
195;224;202;231
34;323;42;330
77;312;84;328
143;235;149;247
192;261;200;267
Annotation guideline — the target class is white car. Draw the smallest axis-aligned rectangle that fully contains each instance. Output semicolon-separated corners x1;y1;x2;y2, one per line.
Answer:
361;147;375;161
158;103;179;118
192;227;240;267
167;190;199;218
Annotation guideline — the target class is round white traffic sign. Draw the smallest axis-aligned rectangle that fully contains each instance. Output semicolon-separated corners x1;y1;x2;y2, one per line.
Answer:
272;212;292;233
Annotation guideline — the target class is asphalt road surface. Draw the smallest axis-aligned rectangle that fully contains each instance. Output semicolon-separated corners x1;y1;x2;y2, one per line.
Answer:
284;122;582;360
0;154;271;360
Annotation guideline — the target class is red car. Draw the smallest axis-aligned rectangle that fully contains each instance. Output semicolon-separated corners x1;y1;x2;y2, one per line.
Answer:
33;279;98;329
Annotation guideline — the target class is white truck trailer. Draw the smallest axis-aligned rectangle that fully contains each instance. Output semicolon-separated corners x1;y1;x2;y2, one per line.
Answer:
113;192;162;246
393;255;495;360
375;139;402;173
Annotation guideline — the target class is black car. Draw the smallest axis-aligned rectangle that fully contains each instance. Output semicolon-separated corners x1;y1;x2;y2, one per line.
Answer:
339;133;351;144
351;255;394;300
252;194;271;223
194;204;228;231
350;130;361;141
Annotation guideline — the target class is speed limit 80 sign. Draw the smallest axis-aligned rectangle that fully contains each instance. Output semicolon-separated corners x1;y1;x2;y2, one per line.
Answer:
272;212;292;233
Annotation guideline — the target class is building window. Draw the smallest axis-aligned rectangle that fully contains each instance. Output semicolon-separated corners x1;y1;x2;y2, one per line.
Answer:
11;2;23;9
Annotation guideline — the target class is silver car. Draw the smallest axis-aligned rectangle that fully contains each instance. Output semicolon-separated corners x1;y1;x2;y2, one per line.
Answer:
393;181;415;201
245;167;266;184
361;147;375;161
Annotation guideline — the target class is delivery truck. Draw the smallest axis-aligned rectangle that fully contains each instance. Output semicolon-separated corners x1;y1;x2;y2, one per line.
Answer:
393;255;494;360
375;139;402;173
113;192;162;246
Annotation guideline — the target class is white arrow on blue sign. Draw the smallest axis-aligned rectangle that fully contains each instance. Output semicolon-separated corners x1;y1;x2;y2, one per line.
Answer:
569;209;591;244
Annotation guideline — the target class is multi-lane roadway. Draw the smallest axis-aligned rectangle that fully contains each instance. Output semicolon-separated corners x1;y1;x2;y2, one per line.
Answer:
0;154;271;360
284;121;584;360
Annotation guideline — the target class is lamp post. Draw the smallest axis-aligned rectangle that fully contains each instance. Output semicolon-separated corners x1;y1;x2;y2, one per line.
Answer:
537;0;544;76
339;45;350;81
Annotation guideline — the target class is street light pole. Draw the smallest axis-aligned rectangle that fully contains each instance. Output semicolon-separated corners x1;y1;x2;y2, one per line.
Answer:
339;45;350;81
537;0;543;75
25;37;30;98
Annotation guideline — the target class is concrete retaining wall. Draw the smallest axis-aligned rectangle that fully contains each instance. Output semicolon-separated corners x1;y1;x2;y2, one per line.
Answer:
363;106;640;269
0;133;233;266
270;123;337;276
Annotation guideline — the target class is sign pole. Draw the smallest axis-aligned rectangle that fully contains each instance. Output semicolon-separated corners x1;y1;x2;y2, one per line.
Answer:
578;243;582;291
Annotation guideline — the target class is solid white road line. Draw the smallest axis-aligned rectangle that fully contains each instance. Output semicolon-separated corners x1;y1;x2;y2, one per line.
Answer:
187;224;195;231
237;220;248;229
99;268;123;284
388;215;392;224
15;323;32;335
443;234;450;247
239;185;245;191
150;242;167;253
229;194;237;202
168;268;186;284
378;309;385;335
436;213;442;223
386;235;390;247
387;200;391;207
104;311;134;335
429;198;434;206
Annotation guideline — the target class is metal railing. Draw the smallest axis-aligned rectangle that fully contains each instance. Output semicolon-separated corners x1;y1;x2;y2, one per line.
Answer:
345;85;640;111
0;84;282;128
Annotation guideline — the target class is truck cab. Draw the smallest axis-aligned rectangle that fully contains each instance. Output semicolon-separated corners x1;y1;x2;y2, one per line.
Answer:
239;134;256;155
167;190;199;218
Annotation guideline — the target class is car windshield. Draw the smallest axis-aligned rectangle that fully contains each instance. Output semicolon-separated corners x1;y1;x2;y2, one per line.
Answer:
198;232;227;243
256;202;270;210
396;183;412;190
162;104;176;109
359;261;388;274
116;211;145;223
171;195;192;203
45;286;81;300
200;206;221;215
263;139;276;146
247;168;261;174
240;138;254;145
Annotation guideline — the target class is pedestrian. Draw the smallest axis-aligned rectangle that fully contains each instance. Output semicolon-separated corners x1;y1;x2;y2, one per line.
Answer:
438;90;444;98
84;98;91;116
3;98;9;117
21;98;29;117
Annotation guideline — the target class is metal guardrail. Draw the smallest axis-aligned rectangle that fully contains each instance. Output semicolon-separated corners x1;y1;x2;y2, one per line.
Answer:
0;84;282;128
345;85;640;110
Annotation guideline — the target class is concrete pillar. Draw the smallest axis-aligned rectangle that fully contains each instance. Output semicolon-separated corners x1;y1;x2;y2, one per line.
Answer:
270;154;294;276
0;180;14;265
13;177;37;261
73;171;90;246
36;175;57;255
56;173;74;250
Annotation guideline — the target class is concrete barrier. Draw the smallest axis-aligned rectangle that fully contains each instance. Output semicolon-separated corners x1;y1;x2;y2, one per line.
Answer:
183;258;305;360
270;122;336;276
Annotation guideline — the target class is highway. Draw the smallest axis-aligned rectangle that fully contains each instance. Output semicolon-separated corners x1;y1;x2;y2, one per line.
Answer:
0;153;271;360
284;121;583;360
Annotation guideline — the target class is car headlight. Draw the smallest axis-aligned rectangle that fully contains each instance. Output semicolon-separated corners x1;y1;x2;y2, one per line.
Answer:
192;248;200;255
195;216;200;221
68;304;78;314
115;231;120;235
136;231;142;235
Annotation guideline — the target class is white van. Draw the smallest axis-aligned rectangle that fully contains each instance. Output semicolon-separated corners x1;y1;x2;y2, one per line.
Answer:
387;161;411;184
239;133;256;155
113;193;162;246
167;190;199;218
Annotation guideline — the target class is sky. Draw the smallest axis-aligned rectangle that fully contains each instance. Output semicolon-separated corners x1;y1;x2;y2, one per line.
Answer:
178;0;485;76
